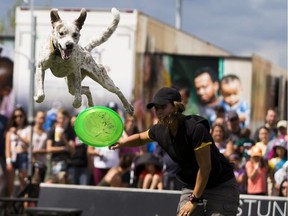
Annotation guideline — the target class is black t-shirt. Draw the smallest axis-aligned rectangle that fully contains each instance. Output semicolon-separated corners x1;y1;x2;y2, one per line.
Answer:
70;138;88;167
47;126;75;162
0;114;8;156
148;115;234;189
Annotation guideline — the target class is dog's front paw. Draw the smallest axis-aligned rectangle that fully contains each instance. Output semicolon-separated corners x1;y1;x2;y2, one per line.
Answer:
34;94;45;103
87;100;94;107
124;103;134;115
72;97;82;108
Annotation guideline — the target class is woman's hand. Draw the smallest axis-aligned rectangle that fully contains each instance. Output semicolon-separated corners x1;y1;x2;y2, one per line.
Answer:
109;131;150;150
178;201;197;216
6;162;13;171
109;142;121;150
9;127;17;134
254;162;260;170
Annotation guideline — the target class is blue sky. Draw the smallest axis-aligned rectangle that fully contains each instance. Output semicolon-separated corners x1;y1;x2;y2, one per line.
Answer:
1;0;287;69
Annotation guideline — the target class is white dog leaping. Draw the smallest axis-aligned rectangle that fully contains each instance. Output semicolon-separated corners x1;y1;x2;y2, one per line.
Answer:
34;8;134;115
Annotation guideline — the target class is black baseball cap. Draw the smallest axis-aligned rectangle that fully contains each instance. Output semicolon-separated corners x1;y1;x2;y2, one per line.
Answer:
146;87;181;109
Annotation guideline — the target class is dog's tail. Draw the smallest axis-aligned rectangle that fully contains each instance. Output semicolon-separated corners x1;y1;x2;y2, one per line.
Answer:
84;8;120;52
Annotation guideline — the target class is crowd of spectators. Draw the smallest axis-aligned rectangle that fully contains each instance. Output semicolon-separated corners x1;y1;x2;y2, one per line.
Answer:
0;53;286;201
0;102;287;199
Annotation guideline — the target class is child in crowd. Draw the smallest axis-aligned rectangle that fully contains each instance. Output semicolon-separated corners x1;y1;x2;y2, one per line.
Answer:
245;146;268;195
229;154;246;194
138;163;163;190
268;139;287;174
220;74;250;128
136;153;163;190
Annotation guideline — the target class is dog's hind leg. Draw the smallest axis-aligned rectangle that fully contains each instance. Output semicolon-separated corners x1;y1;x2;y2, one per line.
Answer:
34;66;46;103
66;74;94;107
86;65;134;115
66;73;82;108
81;86;94;107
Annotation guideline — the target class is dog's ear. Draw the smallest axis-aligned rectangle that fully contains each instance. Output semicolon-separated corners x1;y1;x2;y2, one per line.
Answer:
50;8;61;28
74;8;87;30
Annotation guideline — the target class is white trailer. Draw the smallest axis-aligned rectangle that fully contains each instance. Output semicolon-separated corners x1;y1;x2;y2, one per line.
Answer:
14;6;233;114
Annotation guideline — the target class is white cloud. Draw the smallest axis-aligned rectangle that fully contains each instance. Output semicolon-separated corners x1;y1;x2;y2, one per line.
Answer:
181;0;287;69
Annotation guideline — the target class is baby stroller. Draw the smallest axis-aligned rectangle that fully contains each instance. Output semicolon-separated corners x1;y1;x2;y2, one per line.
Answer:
129;153;163;188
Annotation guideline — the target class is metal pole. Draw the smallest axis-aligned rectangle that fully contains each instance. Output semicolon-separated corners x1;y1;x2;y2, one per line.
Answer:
176;0;182;30
28;0;36;178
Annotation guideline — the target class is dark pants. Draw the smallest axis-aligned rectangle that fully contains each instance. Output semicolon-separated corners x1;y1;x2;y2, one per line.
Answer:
12;152;28;171
162;173;182;190
177;178;239;216
93;167;109;185
68;167;88;185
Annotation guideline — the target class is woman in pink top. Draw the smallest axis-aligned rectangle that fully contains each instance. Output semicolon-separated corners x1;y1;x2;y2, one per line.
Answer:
245;146;268;195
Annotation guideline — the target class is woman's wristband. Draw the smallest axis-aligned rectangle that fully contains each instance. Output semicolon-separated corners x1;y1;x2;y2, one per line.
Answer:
6;158;11;164
188;194;203;205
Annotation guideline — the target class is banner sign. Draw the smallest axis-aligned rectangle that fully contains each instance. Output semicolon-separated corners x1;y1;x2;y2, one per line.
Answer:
238;195;287;216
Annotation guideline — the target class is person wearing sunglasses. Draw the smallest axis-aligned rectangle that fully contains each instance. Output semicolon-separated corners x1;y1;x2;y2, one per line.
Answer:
5;106;29;196
110;87;239;216
279;178;288;197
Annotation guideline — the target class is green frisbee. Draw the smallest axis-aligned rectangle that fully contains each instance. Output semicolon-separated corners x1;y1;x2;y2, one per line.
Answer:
74;106;124;147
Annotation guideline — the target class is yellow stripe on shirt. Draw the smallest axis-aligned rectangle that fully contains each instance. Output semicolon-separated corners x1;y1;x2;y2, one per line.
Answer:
146;130;150;139
194;141;212;151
